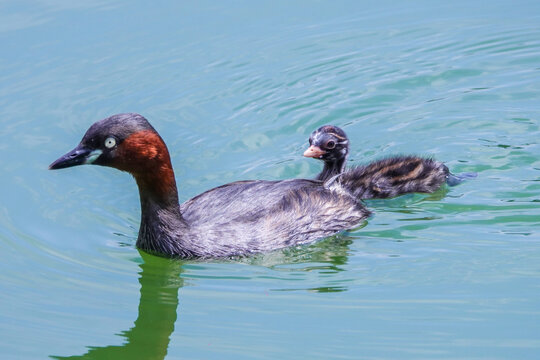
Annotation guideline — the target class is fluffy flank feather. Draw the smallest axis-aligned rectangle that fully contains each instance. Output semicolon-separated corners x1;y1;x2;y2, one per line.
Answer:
330;155;449;199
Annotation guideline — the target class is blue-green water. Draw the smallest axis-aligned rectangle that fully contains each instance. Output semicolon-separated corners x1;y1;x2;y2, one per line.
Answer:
1;1;540;359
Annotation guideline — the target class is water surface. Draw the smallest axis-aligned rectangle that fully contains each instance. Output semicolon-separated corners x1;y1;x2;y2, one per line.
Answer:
1;1;539;359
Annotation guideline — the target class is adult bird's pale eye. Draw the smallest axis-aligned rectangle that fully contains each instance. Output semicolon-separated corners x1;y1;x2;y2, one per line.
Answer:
104;137;116;148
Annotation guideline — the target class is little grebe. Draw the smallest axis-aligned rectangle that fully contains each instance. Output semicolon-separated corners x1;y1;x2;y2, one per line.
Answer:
304;125;476;199
50;114;370;258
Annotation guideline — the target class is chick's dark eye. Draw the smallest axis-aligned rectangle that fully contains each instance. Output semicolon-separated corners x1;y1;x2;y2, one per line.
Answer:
325;140;336;149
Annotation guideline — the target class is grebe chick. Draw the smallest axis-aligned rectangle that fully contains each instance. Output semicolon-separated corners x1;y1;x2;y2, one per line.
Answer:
304;125;476;199
49;113;370;259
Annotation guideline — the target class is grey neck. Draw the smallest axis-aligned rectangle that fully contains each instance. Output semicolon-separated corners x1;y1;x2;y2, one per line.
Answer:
316;156;347;182
136;189;190;257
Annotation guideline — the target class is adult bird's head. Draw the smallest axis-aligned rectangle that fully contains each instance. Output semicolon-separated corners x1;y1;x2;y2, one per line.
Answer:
49;113;177;202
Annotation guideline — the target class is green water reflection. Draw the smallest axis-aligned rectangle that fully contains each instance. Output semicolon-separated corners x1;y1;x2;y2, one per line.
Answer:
53;252;183;360
52;234;361;359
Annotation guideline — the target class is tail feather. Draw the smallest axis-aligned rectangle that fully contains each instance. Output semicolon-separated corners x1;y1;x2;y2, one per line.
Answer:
327;156;449;200
446;172;477;186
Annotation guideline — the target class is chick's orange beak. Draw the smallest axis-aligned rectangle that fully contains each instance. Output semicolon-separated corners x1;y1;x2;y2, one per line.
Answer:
303;145;326;158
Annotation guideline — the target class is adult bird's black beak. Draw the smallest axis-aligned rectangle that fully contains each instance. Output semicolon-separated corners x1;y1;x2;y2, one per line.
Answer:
49;144;96;170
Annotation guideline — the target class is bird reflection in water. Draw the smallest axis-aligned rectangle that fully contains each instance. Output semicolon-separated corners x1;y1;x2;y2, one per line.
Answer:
51;251;183;360
50;234;361;359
